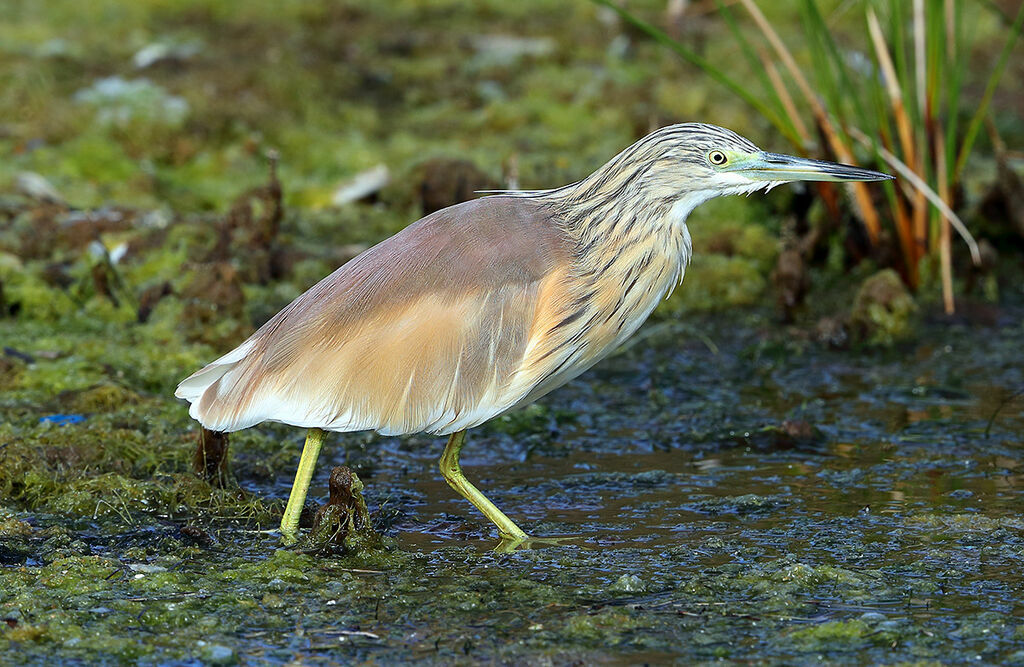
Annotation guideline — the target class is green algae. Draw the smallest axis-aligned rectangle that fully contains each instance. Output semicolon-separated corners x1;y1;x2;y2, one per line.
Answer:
785;619;880;651
850;268;919;346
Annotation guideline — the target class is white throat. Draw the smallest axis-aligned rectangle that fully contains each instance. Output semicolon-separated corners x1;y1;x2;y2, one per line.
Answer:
667;177;780;229
667;190;718;228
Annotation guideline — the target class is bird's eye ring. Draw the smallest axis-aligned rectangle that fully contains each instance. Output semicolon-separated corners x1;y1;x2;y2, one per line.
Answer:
708;150;727;166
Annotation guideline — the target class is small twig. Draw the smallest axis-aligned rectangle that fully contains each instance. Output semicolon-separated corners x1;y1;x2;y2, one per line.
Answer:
304;627;383;640
123;592;211;602
320;566;386;575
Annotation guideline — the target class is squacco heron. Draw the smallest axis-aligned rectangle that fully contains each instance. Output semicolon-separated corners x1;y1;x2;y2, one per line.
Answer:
176;123;890;546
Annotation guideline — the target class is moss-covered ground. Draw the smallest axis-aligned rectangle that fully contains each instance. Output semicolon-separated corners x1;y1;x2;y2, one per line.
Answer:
2;0;1024;663
3;307;1024;664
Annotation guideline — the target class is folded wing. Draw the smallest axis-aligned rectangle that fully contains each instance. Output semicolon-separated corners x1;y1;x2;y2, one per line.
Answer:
175;196;575;436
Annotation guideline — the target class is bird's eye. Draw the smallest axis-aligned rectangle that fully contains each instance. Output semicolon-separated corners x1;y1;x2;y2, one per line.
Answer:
708;150;728;166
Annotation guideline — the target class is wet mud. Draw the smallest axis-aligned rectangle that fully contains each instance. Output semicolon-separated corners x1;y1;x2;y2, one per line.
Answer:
3;305;1023;664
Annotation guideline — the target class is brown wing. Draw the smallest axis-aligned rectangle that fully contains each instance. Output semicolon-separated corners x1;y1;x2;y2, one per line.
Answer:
175;196;576;435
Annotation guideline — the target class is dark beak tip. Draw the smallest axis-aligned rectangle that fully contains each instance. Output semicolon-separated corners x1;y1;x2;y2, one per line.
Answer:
847;168;894;182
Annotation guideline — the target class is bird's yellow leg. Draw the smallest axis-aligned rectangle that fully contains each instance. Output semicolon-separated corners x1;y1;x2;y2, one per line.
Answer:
439;430;528;542
280;427;325;545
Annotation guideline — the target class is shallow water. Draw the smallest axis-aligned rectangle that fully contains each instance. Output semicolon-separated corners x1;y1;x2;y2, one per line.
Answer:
3;307;1024;664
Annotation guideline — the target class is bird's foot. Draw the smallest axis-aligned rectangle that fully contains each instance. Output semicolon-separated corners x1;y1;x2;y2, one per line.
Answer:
493;534;582;553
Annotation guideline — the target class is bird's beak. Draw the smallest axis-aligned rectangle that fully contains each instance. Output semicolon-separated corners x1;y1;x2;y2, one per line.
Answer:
734;152;893;183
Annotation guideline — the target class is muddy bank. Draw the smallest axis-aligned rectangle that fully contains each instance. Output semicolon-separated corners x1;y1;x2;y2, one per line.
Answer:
2;303;1023;663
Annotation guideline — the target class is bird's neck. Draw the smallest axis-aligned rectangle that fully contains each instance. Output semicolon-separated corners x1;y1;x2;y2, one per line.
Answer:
526;180;697;361
533;176;701;296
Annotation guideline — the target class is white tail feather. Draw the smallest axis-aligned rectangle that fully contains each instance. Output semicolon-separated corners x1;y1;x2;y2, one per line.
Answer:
174;340;255;406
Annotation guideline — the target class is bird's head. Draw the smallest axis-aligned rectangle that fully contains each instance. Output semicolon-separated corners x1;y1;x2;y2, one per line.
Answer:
605;123;892;216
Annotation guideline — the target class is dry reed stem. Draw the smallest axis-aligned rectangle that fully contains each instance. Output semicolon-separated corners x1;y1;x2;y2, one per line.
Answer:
944;0;955;53
758;47;811;144
890;185;917;285
868;8;930;273
910;1;931;267
850;127;980;266
935;128;954;314
867;11;916;171
914;0;927;125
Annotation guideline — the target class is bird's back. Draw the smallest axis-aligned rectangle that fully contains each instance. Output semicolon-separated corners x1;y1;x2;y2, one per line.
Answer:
175;196;579;435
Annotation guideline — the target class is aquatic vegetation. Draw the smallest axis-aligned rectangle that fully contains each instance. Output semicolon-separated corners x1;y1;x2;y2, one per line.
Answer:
850;268;918;345
598;0;1024;315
